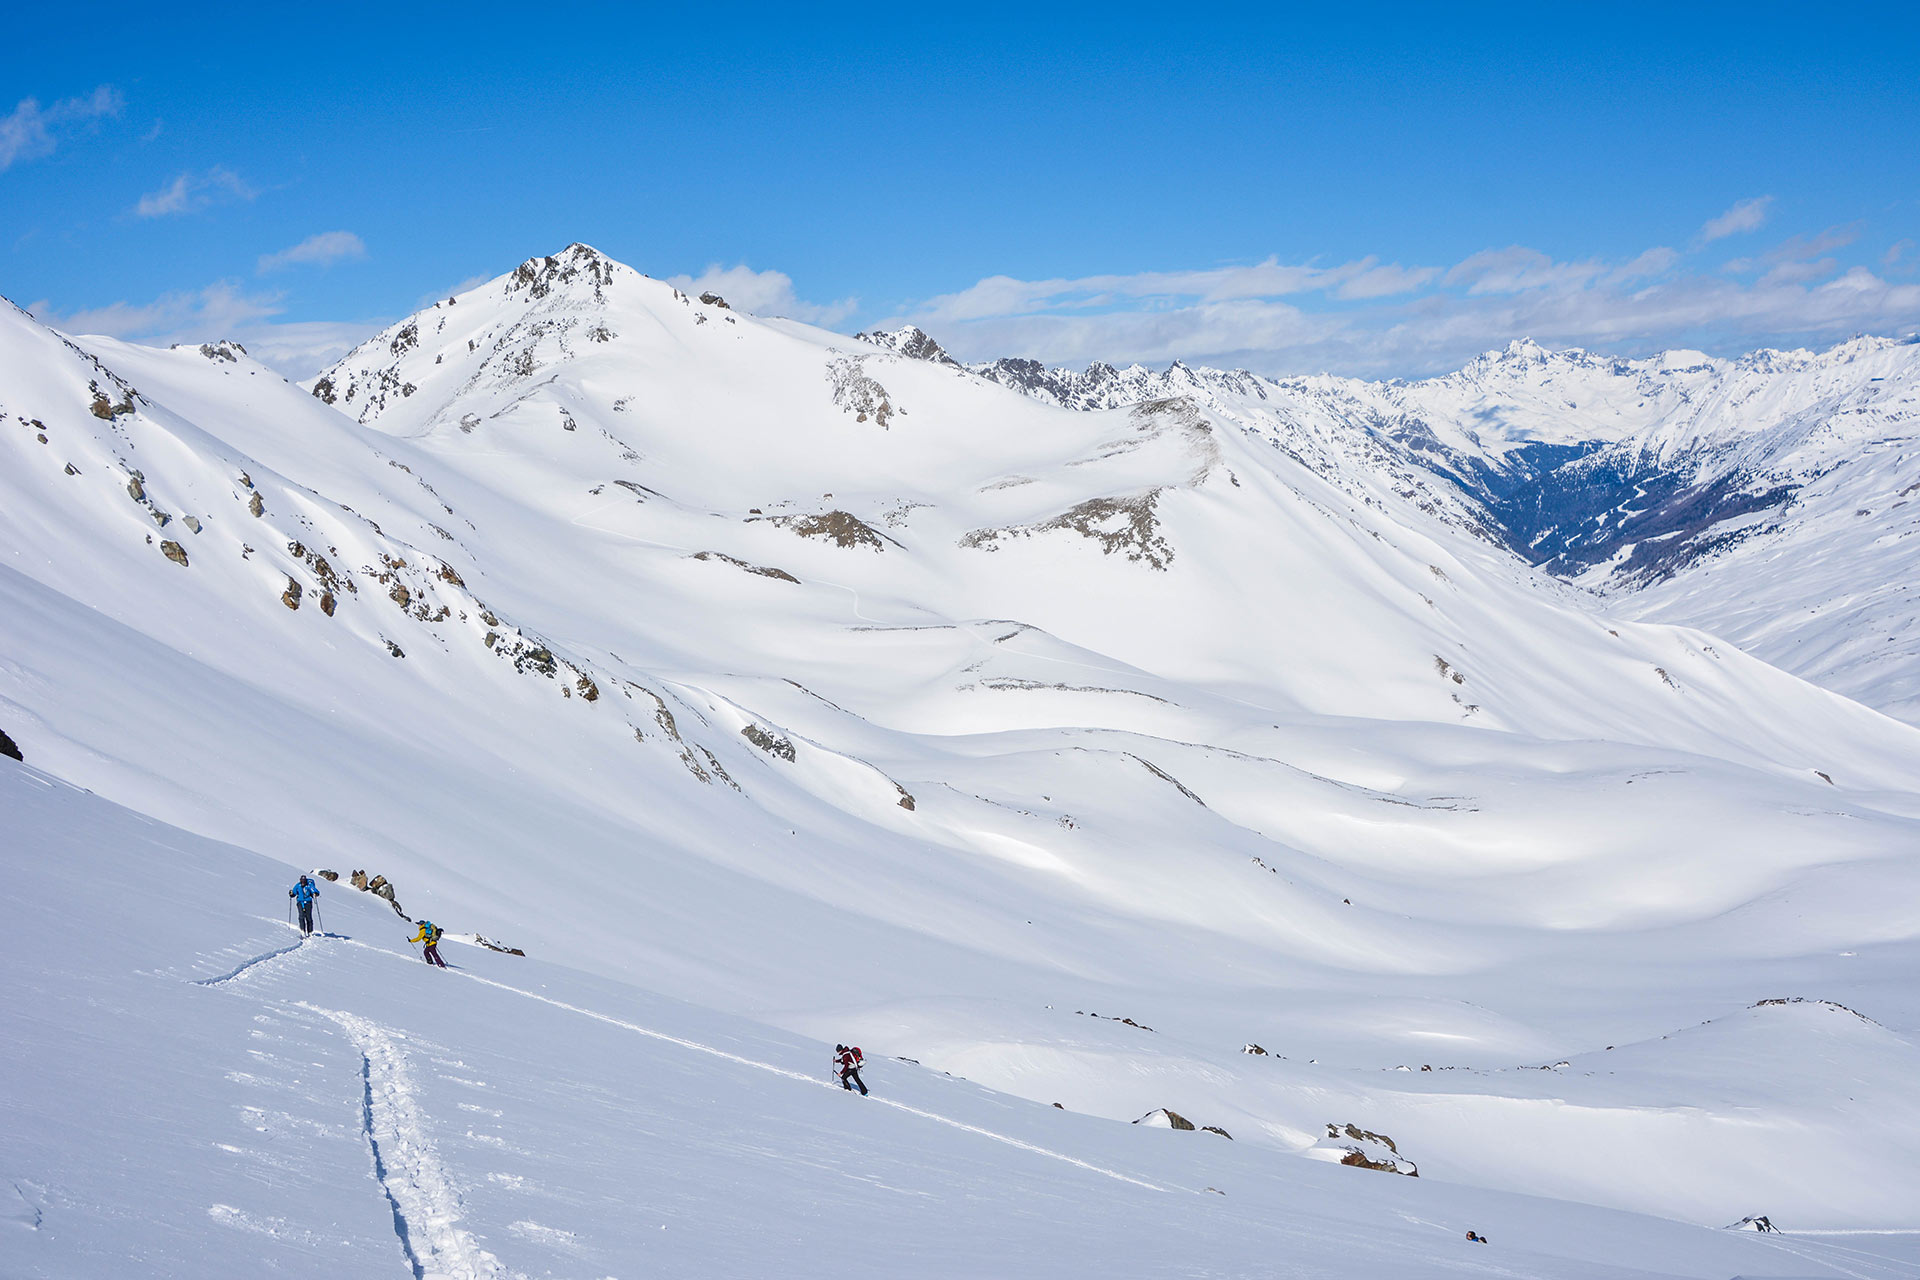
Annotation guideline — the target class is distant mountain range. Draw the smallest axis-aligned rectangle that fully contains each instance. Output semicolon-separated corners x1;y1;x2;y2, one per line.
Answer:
862;324;1920;723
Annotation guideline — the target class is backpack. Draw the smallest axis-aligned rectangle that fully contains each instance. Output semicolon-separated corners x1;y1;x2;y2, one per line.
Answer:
849;1046;863;1065
421;921;442;945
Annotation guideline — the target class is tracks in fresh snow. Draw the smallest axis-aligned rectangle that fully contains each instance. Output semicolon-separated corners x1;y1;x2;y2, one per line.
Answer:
438;964;1177;1194
196;928;1176;1221
193;937;309;986
301;1004;506;1280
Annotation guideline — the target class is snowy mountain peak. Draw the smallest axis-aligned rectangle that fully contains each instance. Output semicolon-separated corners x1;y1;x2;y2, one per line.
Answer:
503;241;622;302
855;325;960;366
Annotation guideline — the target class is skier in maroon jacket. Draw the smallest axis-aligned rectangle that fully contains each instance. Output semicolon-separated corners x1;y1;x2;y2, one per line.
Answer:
834;1044;867;1095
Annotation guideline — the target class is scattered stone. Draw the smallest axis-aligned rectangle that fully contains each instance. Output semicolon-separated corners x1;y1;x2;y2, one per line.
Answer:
319;590;336;616
690;550;800;582
1201;1126;1232;1139
698;291;730;309
1243;1044;1268;1056
763;510;889;551
350;869;368;890
1313;1123;1418;1176
963;491;1173;569
384;640;405;658
160;540;189;567
281;577;302;610
316;869;339;881
249;491;265;517
127;475;145;501
742;724;796;761
182;516;201;534
895;783;916;811
826;355;899;427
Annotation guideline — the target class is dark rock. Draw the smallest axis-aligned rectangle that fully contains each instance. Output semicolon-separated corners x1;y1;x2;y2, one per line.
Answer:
742;724;796;761
1133;1108;1195;1131
316;869;339;881
0;728;21;762
698;291;730;309
766;510;889;551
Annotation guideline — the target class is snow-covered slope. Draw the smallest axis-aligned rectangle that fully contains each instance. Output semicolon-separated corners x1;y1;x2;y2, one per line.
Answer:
923;328;1920;724
6;250;1920;1267
18;762;1917;1279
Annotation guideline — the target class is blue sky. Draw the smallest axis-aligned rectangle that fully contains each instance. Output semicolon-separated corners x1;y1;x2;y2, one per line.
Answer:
4;2;1917;376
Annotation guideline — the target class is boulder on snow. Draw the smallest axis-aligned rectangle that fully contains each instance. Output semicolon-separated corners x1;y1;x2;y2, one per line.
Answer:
1725;1215;1779;1233
1133;1108;1195;1131
742;724;796;761
350;869;368;890
160;540;189;567
1305;1123;1418;1176
316;869;339;881
0;728;21;762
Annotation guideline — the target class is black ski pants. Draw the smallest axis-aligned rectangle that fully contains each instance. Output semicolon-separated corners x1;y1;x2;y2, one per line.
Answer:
296;901;314;934
840;1068;867;1095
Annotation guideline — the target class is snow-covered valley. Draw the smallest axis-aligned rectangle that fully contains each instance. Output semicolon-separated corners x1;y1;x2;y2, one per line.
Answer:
6;244;1920;1276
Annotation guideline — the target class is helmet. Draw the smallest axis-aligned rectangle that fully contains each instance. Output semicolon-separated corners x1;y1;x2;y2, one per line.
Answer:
835;1044;846;1052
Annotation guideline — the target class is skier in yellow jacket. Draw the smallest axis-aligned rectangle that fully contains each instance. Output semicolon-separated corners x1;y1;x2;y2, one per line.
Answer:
409;919;447;968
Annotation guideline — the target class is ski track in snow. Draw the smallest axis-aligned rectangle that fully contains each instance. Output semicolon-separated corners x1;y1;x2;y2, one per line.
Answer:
409;950;1180;1195
193;938;311;986
1758;1233;1919;1280
281;932;1176;1195
300;1003;508;1280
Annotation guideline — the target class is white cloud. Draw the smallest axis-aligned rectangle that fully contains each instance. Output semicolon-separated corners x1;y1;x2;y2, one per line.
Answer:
258;231;367;274
30;282;382;378
133;166;255;218
880;237;1920;378
0;85;122;172
665;264;856;325
1444;247;1605;295
1699;196;1774;242
1886;239;1917;275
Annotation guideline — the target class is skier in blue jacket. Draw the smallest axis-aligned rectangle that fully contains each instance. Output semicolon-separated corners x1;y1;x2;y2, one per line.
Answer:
289;875;319;935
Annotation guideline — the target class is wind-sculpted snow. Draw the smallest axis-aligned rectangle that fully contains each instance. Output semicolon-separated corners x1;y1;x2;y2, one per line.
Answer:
5;248;1920;1270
